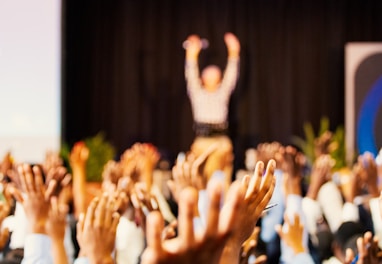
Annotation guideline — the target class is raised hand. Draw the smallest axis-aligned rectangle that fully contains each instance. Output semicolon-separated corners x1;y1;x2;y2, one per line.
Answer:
240;227;264;260
275;214;305;255
275;146;305;196
306;154;335;200
102;160;123;192
76;194;120;264
142;178;245;264
231;160;276;242
169;146;217;202
0;152;13;179
221;160;276;263
70;141;89;218
10;164;56;234
185;34;203;60
357;152;379;197
224;32;240;58
43;150;63;174
0;201;10;251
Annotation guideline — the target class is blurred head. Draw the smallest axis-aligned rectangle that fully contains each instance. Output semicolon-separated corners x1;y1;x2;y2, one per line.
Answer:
332;221;366;262
201;65;222;91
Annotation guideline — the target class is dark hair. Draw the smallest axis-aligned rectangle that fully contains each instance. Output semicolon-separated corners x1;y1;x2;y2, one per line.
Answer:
334;221;367;253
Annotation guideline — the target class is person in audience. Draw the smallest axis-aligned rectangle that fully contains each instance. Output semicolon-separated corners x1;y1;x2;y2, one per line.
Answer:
2;131;382;264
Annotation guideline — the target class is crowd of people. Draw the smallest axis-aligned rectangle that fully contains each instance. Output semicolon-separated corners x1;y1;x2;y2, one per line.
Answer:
0;133;380;264
0;32;381;264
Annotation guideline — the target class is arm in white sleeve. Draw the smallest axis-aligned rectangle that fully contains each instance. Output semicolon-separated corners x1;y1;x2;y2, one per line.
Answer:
302;196;323;235
342;202;359;223
21;234;53;264
220;57;239;94
185;60;203;95
74;257;90;264
317;181;346;233
292;252;315;264
369;197;382;248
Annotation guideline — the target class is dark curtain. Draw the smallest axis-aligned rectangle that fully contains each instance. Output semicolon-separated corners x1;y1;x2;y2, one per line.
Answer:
62;0;382;169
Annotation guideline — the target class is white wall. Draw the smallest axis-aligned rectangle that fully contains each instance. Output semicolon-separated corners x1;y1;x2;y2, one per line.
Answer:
0;0;62;163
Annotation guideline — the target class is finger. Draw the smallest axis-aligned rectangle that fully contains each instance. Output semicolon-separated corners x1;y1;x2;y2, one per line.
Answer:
45;180;57;201
357;236;366;259
205;179;223;238
17;165;27;193
32;166;44;195
23;164;35;193
218;180;245;234
61;174;72;187
77;213;85;234
178;187;197;246
261;159;276;190
94;194;107;227
104;198;115;228
247;161;264;198
8;185;23;203
110;212;120;234
146;211;164;253
241;174;250;190
50;196;59;215
84;197;98;230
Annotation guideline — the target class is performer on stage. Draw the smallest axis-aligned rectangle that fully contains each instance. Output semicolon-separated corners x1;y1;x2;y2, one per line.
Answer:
184;32;240;188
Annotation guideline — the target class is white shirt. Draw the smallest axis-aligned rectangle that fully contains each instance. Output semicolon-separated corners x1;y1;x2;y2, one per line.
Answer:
185;58;239;124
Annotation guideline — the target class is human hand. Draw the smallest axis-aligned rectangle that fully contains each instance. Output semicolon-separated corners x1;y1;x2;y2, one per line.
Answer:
357;152;379;197
142;178;245;264
77;194;120;264
45;165;72;198
0;152;13;179
169;146;217;202
226;160;276;248
133;143;160;191
275;214;305;255
10;164;57;234
276;146;305;196
307;154;335;200
46;196;68;242
314;131;334;158
0;201;10;250
241;226;261;258
256;142;282;166
43;150;63;174
344;231;382;264
224;32;240;58
185;34;202;60
102;160;123;194
130;182;160;229
69;141;89;170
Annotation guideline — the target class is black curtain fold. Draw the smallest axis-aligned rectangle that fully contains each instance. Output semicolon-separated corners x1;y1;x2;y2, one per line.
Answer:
63;0;382;168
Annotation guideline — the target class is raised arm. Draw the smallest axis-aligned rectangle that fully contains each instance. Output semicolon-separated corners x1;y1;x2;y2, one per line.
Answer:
220;32;240;93
184;34;203;94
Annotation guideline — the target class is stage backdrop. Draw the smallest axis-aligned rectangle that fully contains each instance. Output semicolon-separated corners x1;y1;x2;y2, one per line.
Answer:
345;43;382;163
63;0;382;169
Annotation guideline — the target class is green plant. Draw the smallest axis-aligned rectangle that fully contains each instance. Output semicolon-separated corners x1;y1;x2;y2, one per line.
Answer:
292;116;346;170
60;132;116;182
